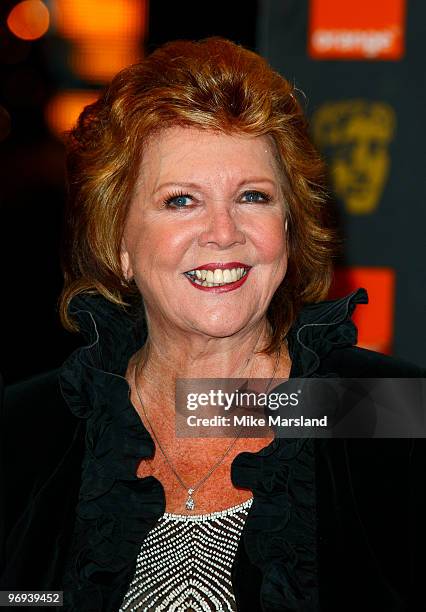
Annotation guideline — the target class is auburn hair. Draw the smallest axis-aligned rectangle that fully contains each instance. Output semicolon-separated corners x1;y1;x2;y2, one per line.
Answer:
59;37;337;355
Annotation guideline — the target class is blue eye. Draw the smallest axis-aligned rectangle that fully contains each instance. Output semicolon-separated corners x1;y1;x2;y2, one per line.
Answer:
241;190;271;203
163;193;193;208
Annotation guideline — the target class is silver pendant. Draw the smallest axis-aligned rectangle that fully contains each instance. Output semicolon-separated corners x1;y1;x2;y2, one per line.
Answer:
185;488;195;511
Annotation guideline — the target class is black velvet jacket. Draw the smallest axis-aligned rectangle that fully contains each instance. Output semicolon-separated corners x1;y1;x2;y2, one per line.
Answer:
1;288;425;612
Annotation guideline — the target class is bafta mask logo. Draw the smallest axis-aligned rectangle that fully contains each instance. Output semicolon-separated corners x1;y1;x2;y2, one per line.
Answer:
312;100;396;214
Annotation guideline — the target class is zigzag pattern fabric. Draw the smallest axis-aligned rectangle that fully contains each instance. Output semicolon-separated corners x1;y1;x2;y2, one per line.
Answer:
119;498;253;612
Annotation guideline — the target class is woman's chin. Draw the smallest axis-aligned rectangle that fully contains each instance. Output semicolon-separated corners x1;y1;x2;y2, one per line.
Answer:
180;314;248;339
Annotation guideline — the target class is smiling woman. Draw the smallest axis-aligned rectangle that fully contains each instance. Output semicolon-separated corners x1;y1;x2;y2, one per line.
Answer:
60;37;334;356
2;37;425;612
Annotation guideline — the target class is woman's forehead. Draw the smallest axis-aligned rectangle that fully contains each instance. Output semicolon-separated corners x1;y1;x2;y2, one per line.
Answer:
136;127;285;190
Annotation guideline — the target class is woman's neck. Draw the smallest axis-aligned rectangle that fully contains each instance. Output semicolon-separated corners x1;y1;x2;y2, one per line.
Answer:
130;316;291;409
143;317;272;376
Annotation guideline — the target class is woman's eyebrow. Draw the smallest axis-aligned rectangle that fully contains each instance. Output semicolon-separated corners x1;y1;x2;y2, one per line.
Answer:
153;178;278;196
236;178;277;188
152;181;202;195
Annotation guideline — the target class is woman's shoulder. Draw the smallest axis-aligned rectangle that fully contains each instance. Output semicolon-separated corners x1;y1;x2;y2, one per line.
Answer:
318;345;426;377
1;369;85;591
3;367;76;429
2;367;81;478
5;367;63;403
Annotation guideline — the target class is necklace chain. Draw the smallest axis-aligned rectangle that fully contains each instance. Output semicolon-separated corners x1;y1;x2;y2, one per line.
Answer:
133;339;282;511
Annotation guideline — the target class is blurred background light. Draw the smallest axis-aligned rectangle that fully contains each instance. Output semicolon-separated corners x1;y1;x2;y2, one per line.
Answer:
45;89;98;137
68;38;140;82
7;0;50;41
51;0;144;82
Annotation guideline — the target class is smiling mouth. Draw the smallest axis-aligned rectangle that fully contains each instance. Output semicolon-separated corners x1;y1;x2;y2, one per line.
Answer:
183;263;251;287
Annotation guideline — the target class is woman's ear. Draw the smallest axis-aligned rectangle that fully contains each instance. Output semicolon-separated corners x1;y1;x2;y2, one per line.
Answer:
120;239;133;281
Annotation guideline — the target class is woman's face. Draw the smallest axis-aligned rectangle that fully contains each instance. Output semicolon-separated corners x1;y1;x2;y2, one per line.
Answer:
121;126;288;338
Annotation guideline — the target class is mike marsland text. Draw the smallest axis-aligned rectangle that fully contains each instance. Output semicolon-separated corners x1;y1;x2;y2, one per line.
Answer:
186;415;328;427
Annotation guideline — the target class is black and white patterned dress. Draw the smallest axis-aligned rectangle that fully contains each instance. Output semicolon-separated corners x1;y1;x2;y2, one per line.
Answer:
119;497;253;612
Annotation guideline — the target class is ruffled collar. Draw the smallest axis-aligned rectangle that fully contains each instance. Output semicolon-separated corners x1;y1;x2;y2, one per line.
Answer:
61;286;367;380
59;287;368;611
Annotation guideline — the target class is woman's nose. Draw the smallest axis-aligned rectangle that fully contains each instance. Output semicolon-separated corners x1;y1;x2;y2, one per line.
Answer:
198;205;246;249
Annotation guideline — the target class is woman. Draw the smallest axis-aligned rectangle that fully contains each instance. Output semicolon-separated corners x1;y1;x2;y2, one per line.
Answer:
1;38;425;612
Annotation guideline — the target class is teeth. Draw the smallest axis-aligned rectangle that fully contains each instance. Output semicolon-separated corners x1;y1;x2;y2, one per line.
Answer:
213;269;223;283
186;266;249;287
223;269;232;283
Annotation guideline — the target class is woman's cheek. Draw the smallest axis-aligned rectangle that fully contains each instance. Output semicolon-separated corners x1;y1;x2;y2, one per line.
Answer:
254;223;287;263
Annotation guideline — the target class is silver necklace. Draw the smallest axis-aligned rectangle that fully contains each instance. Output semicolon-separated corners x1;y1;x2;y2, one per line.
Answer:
133;341;282;511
